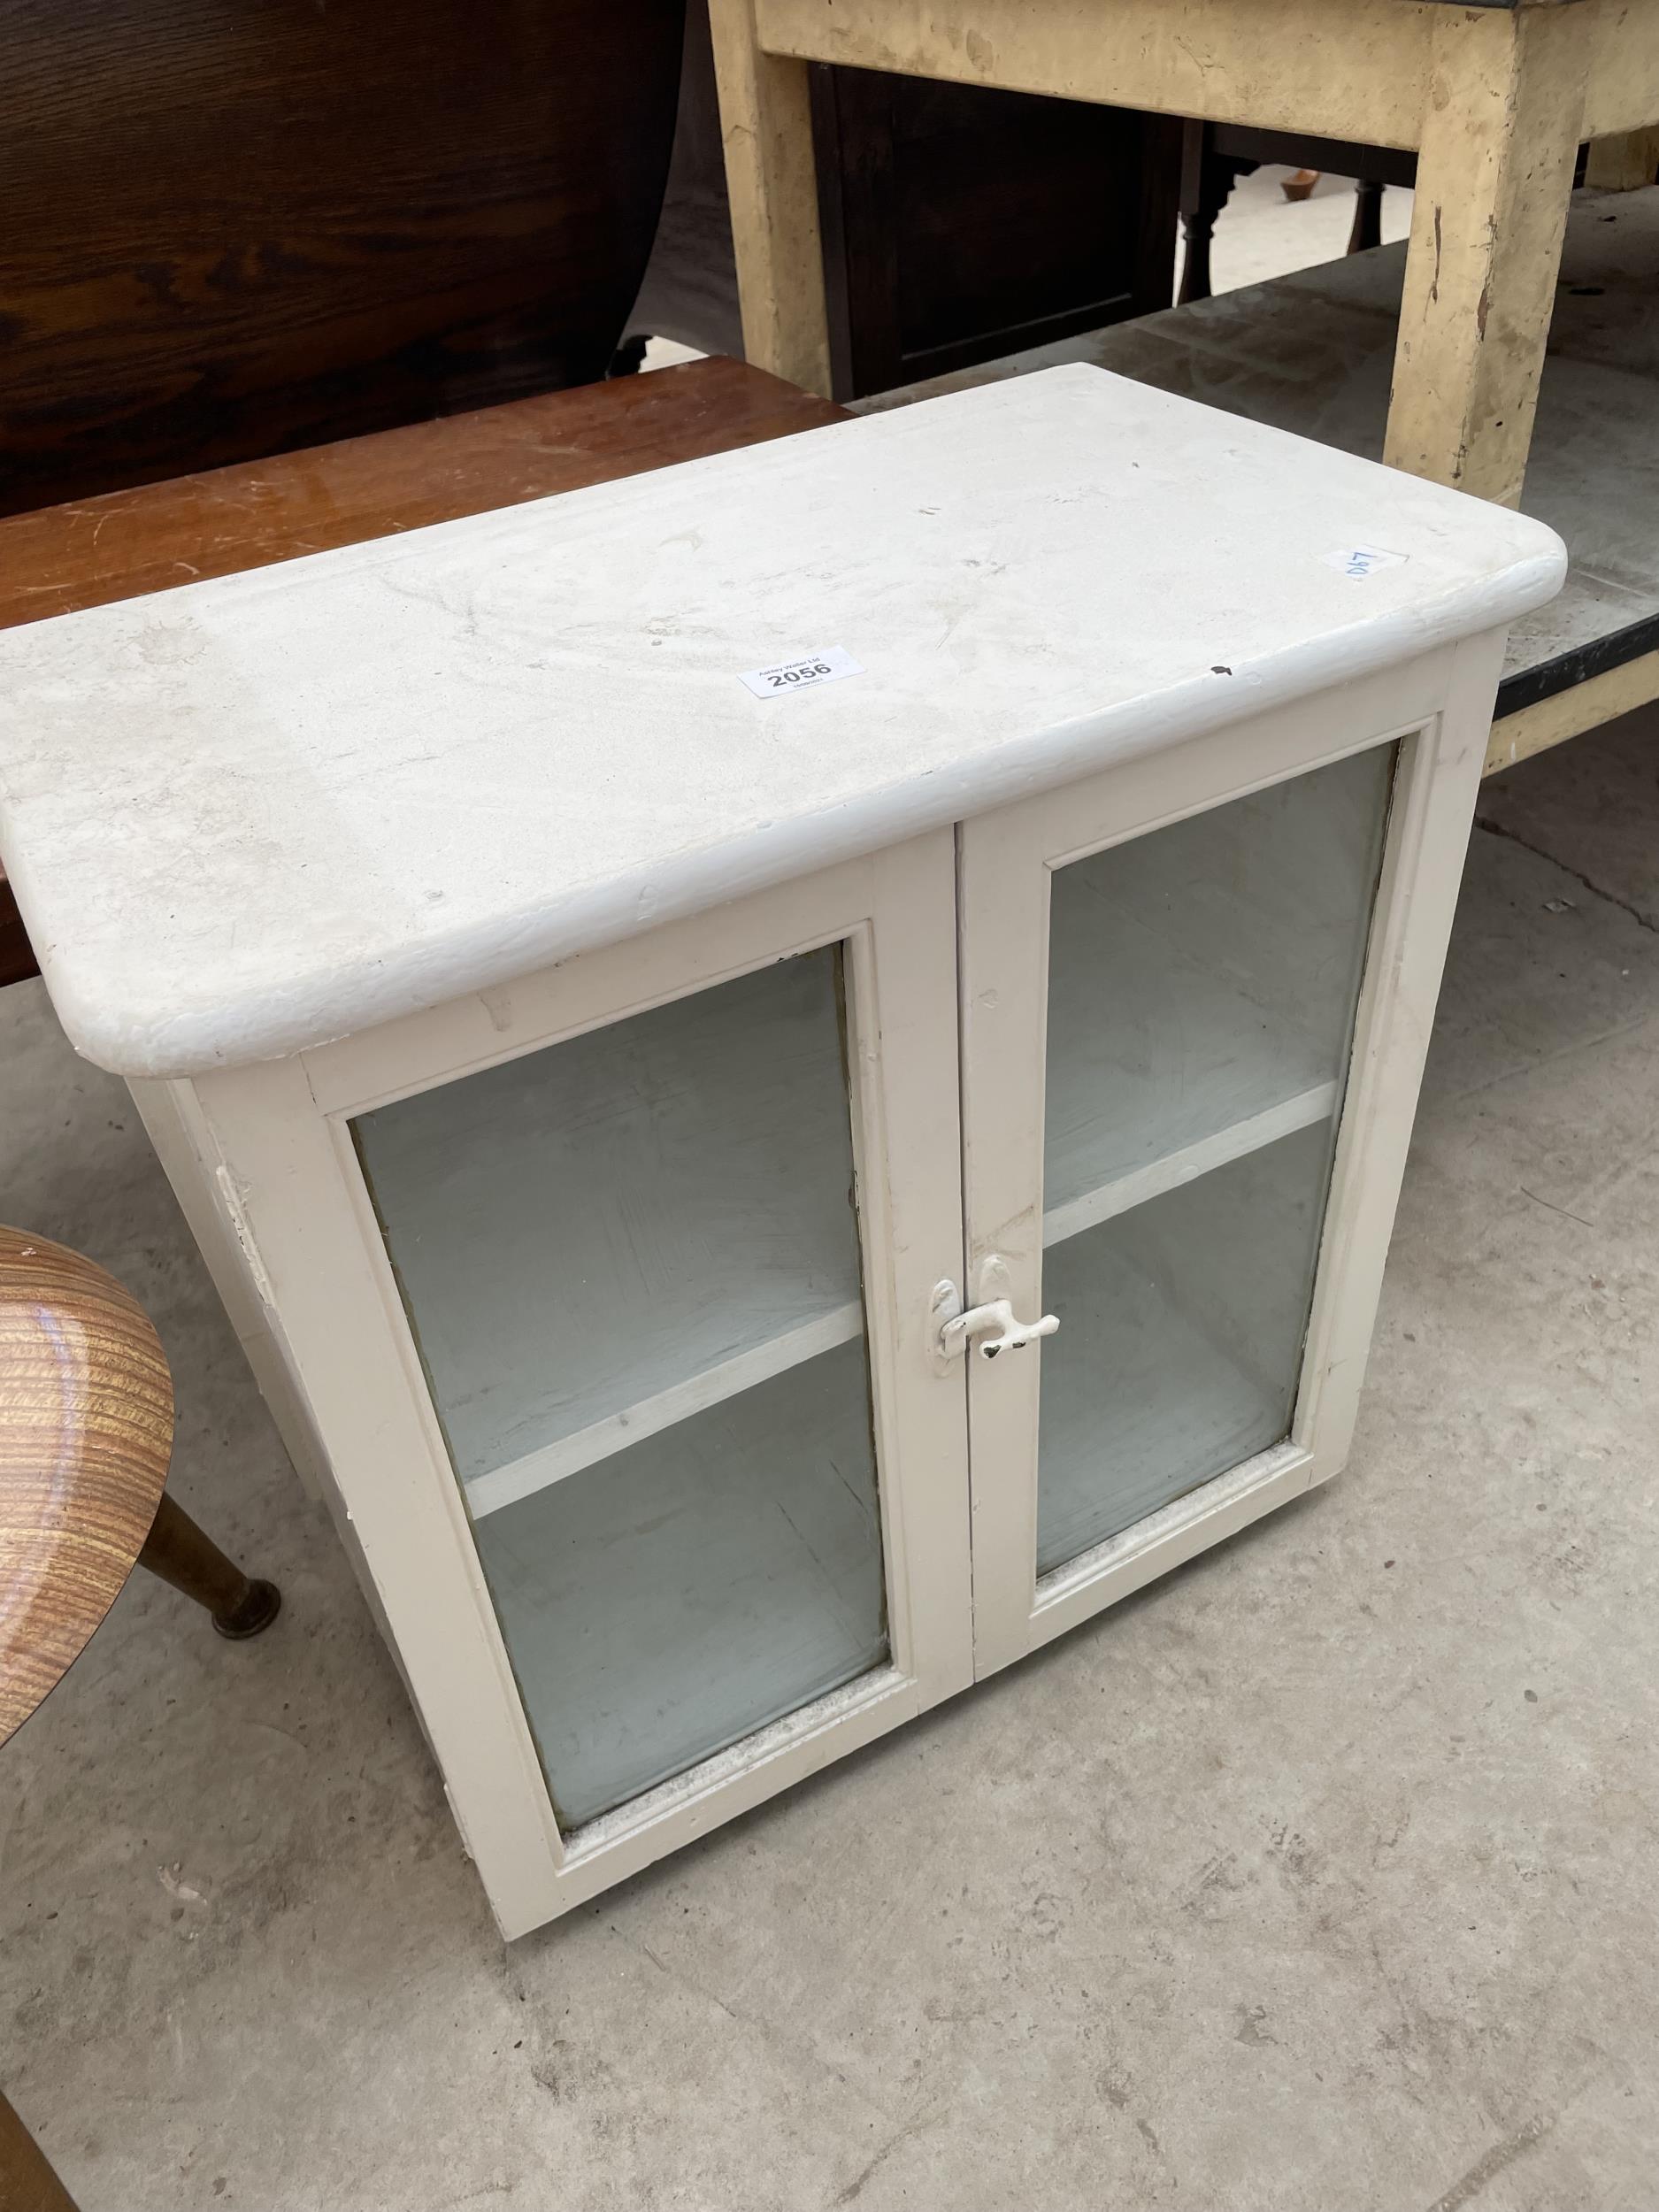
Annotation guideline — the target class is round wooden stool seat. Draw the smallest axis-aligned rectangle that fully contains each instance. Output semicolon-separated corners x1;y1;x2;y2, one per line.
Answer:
0;1223;279;1748
1;1224;281;2208
1;1224;175;1742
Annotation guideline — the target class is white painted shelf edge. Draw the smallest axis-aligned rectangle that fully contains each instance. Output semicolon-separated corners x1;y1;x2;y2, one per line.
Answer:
1040;1079;1340;1249
465;1300;864;1517
463;1075;1342;1517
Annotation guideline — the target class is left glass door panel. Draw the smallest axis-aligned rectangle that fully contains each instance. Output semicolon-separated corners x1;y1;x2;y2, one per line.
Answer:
351;948;887;1830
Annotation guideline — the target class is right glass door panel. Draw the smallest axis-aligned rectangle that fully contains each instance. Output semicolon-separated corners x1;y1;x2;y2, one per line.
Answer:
1037;745;1395;1573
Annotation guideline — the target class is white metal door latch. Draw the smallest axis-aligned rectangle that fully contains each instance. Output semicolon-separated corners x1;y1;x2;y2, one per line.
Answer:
931;1261;1058;1371
946;1297;1059;1361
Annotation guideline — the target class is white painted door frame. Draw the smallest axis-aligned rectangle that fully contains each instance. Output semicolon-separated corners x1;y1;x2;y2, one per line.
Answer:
958;638;1503;1678
182;829;972;1936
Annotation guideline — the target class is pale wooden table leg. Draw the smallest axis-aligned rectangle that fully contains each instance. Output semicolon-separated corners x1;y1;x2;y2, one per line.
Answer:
707;0;834;396
1584;127;1659;191
1384;3;1590;508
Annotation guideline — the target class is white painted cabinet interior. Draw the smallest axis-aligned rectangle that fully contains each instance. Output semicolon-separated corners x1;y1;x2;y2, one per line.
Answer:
0;368;1566;1932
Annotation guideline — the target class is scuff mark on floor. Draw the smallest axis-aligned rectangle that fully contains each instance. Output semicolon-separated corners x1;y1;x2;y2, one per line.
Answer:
1475;814;1658;935
831;2109;946;2207
1425;2112;1554;2210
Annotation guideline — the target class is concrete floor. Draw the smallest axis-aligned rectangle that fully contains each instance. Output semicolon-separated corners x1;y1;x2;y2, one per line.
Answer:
1197;163;1413;294
3;704;1656;2210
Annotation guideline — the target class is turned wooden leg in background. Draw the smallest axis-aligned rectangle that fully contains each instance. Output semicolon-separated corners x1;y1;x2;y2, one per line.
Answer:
1;2088;78;2212
1177;203;1218;304
1178;140;1251;307
137;1491;280;1640
1348;176;1384;256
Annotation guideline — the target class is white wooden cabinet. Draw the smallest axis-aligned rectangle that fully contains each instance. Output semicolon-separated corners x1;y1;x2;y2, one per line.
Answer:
0;369;1563;1934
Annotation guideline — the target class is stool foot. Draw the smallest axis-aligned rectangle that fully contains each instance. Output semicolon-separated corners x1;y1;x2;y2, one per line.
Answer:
212;1577;282;1640
137;1492;281;1640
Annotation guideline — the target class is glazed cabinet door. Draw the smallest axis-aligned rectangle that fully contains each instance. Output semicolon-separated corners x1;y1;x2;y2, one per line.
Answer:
959;680;1488;1678
196;833;972;1933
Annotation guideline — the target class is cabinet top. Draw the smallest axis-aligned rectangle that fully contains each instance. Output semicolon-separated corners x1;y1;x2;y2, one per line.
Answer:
0;366;1563;1079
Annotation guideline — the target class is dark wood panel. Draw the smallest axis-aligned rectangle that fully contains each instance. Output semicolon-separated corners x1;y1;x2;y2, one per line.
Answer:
0;882;33;992
813;70;1182;399
1207;125;1418;190
0;0;686;514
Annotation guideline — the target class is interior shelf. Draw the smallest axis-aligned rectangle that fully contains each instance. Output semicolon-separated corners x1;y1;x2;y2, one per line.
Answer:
352;947;867;1517
1042;1078;1337;1248
466;1298;862;1517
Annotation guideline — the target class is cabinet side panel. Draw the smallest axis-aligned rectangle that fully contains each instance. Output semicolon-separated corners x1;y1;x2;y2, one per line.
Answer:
127;1075;330;1503
193;1052;569;1938
129;1078;433;1721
